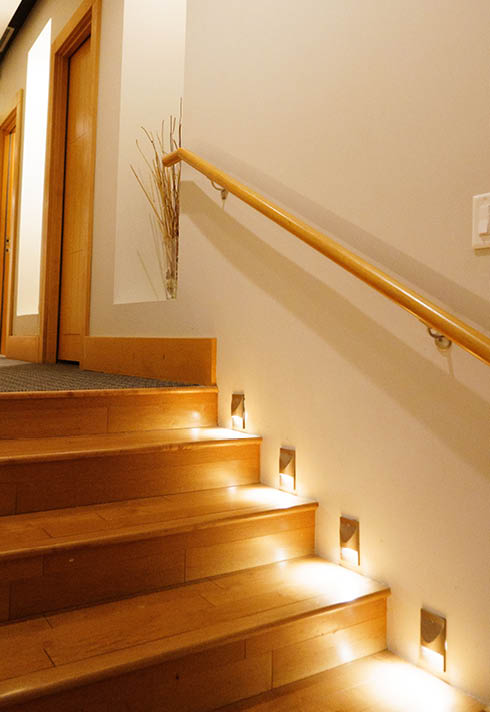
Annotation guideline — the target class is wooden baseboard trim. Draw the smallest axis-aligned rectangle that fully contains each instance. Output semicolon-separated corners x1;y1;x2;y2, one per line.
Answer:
81;337;216;385
4;335;40;363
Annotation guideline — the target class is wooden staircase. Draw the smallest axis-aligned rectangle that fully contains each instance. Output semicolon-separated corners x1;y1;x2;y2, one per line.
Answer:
0;380;474;711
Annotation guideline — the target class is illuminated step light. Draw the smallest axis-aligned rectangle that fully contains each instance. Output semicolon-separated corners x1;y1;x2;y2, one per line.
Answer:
420;609;446;672
231;393;245;429
340;516;360;566
279;447;296;492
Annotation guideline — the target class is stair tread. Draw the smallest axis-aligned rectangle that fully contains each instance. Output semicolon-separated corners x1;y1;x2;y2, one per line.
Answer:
0;427;260;464
0;385;217;401
218;651;484;712
0;484;316;560
0;556;390;708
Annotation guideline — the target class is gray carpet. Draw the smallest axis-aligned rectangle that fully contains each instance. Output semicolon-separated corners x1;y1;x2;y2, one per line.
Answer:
0;362;195;392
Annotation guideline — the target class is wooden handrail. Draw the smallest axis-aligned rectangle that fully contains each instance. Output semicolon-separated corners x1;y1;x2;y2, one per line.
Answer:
163;147;490;367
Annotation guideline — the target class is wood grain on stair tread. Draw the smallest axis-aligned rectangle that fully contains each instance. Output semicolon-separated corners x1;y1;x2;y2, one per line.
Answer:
0;585;9;622
245;595;387;656
40;558;388;666
10;545;186;619
8;441;261;515
0;388;218;440
218;651;484;712
0;556;389;706
1;649;272;712
272;614;387;687
0;485;16;516
0;386;218;401
0;429;261;516
0;485;314;559
0;427;259;465
186;526;316;580
0;619;53;682
0;556;43;582
0;486;317;620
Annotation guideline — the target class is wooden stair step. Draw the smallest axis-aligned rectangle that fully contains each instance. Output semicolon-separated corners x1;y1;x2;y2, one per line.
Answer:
0;427;261;515
0;386;218;440
218;650;484;712
0;485;317;621
0;556;390;711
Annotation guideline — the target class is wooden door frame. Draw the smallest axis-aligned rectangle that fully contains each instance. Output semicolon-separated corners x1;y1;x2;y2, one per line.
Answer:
0;90;23;357
39;0;101;363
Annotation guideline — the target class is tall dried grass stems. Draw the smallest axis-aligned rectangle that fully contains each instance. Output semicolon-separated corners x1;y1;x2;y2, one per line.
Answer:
132;106;182;299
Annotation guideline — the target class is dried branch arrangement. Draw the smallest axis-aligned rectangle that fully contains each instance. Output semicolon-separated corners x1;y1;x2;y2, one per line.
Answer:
131;104;182;300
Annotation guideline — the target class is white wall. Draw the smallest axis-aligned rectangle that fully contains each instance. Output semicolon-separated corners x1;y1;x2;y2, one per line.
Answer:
113;0;186;304
91;0;490;703
16;18;51;316
91;0;187;326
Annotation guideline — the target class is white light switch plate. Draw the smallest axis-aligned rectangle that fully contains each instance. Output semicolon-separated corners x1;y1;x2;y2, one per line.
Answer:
472;193;490;250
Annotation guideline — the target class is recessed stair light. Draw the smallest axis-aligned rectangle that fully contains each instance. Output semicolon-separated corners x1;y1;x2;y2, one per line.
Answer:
279;447;296;492
340;516;360;566
420;609;446;672
231;392;245;429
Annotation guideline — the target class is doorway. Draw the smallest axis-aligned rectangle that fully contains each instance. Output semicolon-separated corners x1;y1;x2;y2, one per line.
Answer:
0;93;22;357
0;126;15;354
57;36;92;362
40;0;101;364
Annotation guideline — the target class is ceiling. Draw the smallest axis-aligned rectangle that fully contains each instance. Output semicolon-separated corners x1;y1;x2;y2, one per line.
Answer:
0;1;22;41
0;0;37;62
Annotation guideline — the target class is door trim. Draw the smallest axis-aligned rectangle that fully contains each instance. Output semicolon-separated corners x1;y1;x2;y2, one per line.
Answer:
39;0;101;363
0;90;24;358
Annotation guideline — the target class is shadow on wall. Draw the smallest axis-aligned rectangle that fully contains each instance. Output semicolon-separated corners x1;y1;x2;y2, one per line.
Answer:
182;181;490;482
192;144;490;334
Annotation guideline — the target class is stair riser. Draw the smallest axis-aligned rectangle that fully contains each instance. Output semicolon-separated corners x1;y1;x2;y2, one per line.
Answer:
0;509;315;622
0;389;217;440
1;598;386;711
0;442;260;515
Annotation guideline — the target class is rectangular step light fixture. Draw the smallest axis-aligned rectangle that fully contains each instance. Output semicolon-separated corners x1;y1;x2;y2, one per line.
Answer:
420;609;447;672
279;447;296;492
231;393;245;429
340;516;360;566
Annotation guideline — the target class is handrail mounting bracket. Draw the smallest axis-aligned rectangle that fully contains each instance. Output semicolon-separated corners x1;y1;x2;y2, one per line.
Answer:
210;179;228;203
427;327;452;352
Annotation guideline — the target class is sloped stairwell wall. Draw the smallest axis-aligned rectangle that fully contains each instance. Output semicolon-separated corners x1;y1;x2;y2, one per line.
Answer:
86;0;490;703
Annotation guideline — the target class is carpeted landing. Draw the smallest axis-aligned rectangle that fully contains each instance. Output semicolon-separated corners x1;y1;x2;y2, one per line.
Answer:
0;360;195;392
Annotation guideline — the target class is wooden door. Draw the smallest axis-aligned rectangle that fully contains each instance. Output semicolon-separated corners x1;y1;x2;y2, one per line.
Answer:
57;36;91;362
0;127;15;353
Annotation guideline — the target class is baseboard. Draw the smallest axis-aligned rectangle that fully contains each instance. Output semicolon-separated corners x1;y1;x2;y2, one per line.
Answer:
4;335;40;363
81;337;216;385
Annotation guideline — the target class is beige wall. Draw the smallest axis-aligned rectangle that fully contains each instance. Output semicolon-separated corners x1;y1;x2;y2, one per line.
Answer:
92;0;490;703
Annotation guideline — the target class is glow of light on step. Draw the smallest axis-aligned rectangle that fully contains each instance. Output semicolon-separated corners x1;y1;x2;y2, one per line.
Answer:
282;559;372;602
420;646;446;674
189;427;242;439
279;473;295;493
420;609;447;672
367;657;458;711
233;485;295;506
341;546;360;566
338;641;354;664
232;414;246;429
